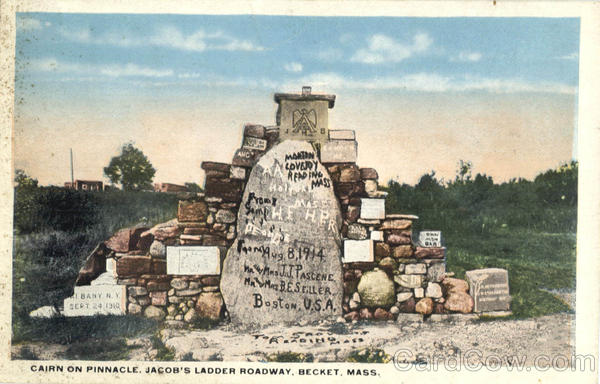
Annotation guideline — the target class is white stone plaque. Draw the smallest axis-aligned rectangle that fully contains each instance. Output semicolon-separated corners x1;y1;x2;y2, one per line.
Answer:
370;230;384;241
167;246;221;275
243;136;267;151
329;130;355;140
320;140;357;163
63;285;126;316
360;198;385;219
343;240;374;263
418;231;443;247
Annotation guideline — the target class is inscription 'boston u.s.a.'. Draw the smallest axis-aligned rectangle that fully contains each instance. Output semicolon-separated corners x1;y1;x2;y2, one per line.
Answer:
220;140;344;325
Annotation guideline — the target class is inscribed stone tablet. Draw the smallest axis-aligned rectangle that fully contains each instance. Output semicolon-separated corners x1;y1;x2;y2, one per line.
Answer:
279;100;329;143
220;140;343;326
243;136;268;151
329;130;355;141
465;268;511;313
320;140;357;163
360;198;385;219
418;231;443;247
63;285;126;316
343;240;374;263
167;246;221;275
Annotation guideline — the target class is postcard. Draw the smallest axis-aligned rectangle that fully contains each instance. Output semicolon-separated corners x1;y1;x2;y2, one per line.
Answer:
1;1;599;383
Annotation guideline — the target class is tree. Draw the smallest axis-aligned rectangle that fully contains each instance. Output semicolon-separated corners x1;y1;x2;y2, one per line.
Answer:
455;159;473;184
104;143;156;191
184;182;203;193
14;169;38;188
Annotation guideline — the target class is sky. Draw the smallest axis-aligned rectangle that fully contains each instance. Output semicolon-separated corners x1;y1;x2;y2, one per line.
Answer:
13;14;580;187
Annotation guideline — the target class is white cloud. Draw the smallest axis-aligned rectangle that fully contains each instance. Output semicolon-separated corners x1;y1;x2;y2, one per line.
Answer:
57;25;265;52
17;17;48;31
100;63;173;78
283;72;576;95
351;32;433;64
316;48;344;62
284;62;303;73
26;58;173;78
451;51;483;62
557;52;578;61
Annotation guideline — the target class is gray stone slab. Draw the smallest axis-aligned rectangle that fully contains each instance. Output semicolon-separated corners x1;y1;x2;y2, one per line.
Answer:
221;140;343;326
360;198;385;220
320;140;357;163
329;130;355;140
466;268;511;313
166;246;221;275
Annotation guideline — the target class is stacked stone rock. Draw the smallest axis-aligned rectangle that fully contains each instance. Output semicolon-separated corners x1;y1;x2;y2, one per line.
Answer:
73;118;475;326
322;144;472;321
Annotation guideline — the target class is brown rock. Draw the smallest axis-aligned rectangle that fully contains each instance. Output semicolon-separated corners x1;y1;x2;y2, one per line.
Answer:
433;302;447;314
232;148;258;168
147;281;170;292
415;247;446;259
243;124;265;138
373;308;394;321
204;169;229;179
150;291;167;306
344;311;360;322
378;257;397;273
343;270;356;281
374;243;391;259
359;168;378;180
195;292;224;320
392;245;414;258
346;205;360;223
178;201;208;223
183;227;210;235
444;292;474;313
150;258;167;275
136;233;154;253
380;219;412;230
441;277;469;294
116;256;151;277
105;226;148;253
75;243;110;286
385;230;412;245
204;178;244;202
202;235;228;246
415;298;434;315
201;276;220;286
398;297;416;313
201;161;231;173
153;226;182;241
340;165;361;183
344;280;358;295
359;307;373;320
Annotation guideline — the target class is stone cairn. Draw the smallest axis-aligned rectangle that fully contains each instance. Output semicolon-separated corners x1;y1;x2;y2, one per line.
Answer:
70;88;476;327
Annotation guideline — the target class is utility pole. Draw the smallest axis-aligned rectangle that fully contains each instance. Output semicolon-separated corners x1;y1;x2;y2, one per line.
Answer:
70;148;74;185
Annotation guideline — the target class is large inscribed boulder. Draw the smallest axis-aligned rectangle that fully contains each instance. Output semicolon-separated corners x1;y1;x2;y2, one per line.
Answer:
220;140;343;326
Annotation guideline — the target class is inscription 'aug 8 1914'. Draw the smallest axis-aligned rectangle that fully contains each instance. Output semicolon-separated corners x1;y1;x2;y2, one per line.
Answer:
220;140;343;326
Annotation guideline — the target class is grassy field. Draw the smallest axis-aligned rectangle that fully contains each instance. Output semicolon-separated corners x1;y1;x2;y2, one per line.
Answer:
12;188;179;349
11;162;577;359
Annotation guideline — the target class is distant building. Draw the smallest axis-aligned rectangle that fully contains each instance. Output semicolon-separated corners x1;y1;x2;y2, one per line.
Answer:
64;180;104;191
154;183;189;193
